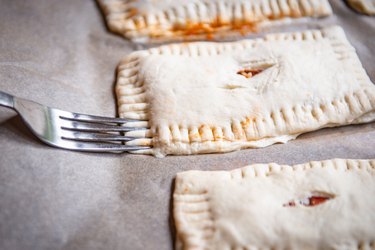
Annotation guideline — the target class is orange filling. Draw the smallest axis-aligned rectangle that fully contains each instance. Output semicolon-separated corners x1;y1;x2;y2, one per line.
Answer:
130;9;306;40
144;18;262;39
284;196;331;207
172;20;260;40
237;69;264;78
308;196;330;206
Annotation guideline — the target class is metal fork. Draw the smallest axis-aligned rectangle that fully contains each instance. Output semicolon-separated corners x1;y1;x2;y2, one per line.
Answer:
0;91;150;152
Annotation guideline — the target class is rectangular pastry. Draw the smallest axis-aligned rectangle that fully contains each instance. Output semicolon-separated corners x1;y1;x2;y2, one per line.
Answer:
98;0;332;42
117;26;375;157
173;159;375;249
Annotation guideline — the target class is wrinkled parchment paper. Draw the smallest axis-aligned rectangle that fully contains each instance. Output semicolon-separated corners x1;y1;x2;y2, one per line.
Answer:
0;1;374;249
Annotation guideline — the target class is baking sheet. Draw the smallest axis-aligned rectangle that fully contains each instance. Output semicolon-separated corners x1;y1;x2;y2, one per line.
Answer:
0;1;374;249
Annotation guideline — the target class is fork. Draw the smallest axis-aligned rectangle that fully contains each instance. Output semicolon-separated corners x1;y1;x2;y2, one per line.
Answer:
0;90;150;152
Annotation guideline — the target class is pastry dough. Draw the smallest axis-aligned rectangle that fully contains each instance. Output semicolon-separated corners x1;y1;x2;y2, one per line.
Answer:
173;159;375;250
98;0;332;42
347;0;375;15
117;26;375;157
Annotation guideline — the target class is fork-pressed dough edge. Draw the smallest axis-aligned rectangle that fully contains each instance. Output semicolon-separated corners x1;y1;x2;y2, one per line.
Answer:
116;26;375;157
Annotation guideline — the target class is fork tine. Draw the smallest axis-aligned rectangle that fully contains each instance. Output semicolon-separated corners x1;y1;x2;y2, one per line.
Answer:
60;112;141;124
59;140;151;152
60;120;147;132
61;131;139;142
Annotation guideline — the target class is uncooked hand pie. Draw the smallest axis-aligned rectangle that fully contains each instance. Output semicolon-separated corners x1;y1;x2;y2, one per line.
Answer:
347;0;375;15
117;26;375;157
98;0;332;42
173;159;375;249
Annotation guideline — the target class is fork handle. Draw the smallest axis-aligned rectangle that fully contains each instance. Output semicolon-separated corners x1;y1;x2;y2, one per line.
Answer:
0;91;15;109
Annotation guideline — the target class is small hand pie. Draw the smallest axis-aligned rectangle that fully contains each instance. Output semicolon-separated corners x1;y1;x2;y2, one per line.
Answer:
173;159;375;249
98;0;332;42
347;0;375;15
117;26;375;157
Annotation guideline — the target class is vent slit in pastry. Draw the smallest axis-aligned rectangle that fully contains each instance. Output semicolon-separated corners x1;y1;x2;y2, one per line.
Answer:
283;191;335;207
237;68;264;78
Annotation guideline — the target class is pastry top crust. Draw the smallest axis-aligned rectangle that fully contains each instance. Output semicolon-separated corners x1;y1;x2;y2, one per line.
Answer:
98;0;332;42
117;26;375;157
174;159;375;249
347;0;375;15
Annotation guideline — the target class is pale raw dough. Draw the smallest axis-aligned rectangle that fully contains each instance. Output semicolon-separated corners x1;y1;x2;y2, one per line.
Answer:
97;0;332;42
347;0;375;15
173;159;375;250
116;26;375;157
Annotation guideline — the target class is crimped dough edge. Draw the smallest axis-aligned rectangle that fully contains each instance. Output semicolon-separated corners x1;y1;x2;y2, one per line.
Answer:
116;26;375;157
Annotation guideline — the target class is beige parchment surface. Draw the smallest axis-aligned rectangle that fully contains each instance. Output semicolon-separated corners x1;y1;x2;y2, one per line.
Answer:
0;0;374;249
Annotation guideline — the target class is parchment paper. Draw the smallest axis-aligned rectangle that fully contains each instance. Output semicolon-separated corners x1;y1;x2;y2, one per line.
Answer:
0;1;374;249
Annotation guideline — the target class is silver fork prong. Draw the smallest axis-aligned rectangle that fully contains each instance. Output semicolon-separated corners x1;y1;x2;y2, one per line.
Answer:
61;131;139;142
60;112;139;124
60;119;147;132
58;140;151;152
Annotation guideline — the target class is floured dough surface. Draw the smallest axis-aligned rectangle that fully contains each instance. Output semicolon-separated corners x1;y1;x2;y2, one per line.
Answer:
347;0;375;15
173;159;375;250
97;0;332;42
116;26;375;157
